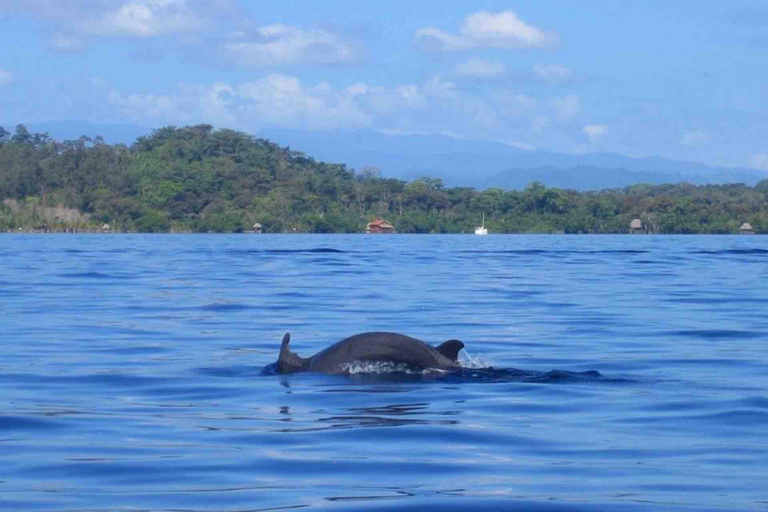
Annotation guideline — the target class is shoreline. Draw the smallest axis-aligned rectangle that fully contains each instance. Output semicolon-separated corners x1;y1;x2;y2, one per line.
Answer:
2;231;762;236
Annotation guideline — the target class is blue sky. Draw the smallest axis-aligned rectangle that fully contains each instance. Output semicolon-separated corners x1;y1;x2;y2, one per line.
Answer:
1;0;767;171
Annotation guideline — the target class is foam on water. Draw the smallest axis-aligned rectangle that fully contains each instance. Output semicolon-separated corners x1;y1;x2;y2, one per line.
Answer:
341;360;449;375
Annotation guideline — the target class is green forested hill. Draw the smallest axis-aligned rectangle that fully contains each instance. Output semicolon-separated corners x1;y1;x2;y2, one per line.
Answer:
1;124;767;233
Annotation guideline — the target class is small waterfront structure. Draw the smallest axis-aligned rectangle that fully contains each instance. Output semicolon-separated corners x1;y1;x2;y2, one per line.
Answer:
629;218;643;234
474;214;488;235
252;223;263;234
739;222;755;235
102;223;111;232
366;219;395;234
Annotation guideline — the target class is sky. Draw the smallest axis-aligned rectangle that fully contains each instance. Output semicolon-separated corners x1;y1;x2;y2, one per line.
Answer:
1;0;767;171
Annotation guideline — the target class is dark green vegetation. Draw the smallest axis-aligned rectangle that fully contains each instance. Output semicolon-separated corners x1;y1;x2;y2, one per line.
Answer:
1;124;767;233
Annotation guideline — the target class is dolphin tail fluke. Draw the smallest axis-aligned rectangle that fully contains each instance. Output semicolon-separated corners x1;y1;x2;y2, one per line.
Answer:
278;333;310;373
436;339;464;362
279;332;291;353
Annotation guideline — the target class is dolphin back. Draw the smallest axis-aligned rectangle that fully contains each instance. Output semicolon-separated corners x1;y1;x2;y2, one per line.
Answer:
305;332;464;374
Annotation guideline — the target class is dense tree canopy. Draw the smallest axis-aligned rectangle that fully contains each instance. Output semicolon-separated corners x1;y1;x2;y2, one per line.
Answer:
1;124;767;233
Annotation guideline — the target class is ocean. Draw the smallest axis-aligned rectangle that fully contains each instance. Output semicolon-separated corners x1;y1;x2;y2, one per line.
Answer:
1;234;767;511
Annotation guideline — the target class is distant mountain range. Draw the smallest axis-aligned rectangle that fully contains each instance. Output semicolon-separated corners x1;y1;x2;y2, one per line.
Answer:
261;128;766;190
8;121;765;191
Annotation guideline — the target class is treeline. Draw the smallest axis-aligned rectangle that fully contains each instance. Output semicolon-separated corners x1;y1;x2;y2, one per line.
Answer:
1;123;767;234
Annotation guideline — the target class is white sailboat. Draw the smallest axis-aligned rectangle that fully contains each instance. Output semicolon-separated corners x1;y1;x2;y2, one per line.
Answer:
474;214;488;235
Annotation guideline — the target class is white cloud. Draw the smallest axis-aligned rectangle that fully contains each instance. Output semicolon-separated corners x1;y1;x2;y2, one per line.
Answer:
102;73;550;147
109;89;189;122
223;24;361;67
394;85;427;110
681;130;709;147
416;28;473;51
583;124;609;142
4;1;357;68
497;92;537;116
194;82;238;126
235;74;373;130
48;36;86;51
531;116;550;134
551;95;579;120
454;57;505;78
503;140;536;151
416;10;559;51
422;75;458;100
749;154;768;171
1;0;239;43
534;63;570;81
0;69;13;84
85;0;207;37
108;81;236;127
345;83;368;96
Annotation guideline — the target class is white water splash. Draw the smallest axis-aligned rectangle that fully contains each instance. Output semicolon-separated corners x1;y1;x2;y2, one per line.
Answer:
341;361;446;375
338;353;492;375
459;348;492;369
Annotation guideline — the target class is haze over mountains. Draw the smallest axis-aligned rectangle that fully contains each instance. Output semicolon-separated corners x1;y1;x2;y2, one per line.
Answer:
261;128;766;190
18;121;766;191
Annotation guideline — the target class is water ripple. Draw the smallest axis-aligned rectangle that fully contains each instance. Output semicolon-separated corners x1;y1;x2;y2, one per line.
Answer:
1;234;767;512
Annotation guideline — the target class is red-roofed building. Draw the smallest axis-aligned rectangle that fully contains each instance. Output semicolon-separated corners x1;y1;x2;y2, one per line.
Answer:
366;219;396;234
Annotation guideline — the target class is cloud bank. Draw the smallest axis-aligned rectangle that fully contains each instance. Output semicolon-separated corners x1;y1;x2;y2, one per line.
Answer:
0;0;359;67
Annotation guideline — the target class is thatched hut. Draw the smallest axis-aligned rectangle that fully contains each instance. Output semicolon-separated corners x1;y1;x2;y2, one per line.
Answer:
629;218;643;234
739;222;755;235
251;222;263;234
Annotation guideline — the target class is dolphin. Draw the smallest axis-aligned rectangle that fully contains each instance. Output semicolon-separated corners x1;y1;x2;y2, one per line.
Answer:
273;332;465;374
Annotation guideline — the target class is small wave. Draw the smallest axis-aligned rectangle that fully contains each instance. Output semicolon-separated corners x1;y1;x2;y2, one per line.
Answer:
227;248;348;255
696;410;768;426
58;271;118;279
691;249;768;255
259;362;623;384
270;248;347;253
441;368;611;384
666;329;762;340
458;249;649;255
459;249;550;255
198;303;256;312
196;365;264;378
742;396;768;409
0;415;62;431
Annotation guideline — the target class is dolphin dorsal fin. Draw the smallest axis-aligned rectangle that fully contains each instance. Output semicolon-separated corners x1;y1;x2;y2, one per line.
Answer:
436;339;464;361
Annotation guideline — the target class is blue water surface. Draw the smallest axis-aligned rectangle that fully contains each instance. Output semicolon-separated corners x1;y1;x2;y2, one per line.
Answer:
1;234;767;511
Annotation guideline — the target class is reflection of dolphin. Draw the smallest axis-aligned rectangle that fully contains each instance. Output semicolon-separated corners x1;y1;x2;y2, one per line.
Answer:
274;332;465;374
